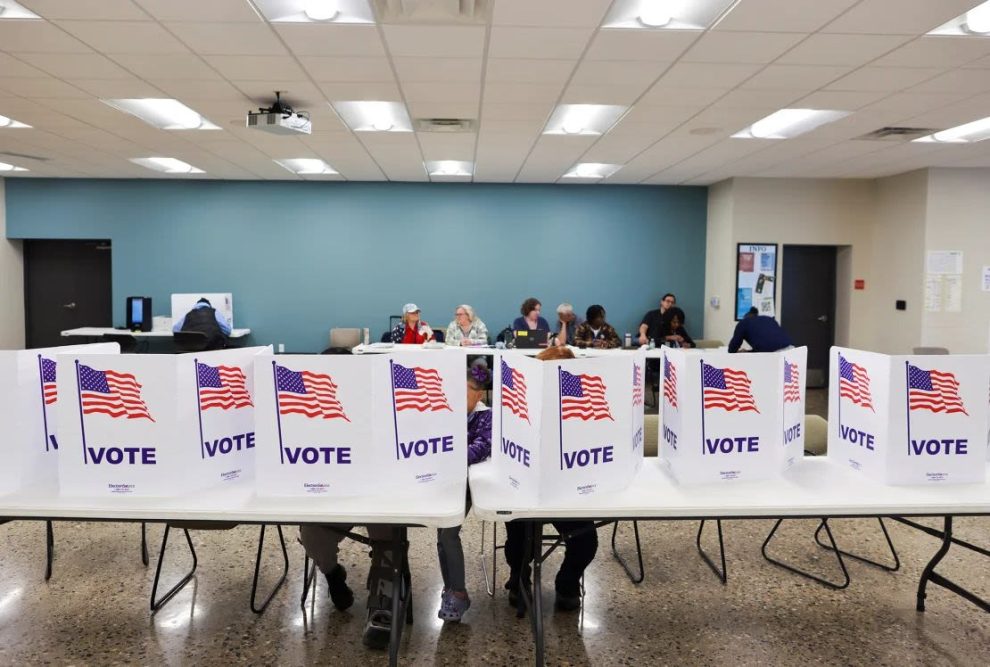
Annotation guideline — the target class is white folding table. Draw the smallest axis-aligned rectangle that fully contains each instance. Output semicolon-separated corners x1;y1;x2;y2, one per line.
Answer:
0;480;465;667
61;327;252;338
469;457;990;666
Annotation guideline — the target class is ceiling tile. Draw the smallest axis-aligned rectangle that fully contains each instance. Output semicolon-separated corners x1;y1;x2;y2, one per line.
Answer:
480;102;554;121
299;56;395;82
68;78;166;98
203;55;307;81
417;132;476;160
795;89;889;110
164;22;288;56
488;27;594;59
402;82;481;104
0;77;88;98
821;0;979;35
908;68;990;94
230;81;324;106
570;60;665;86
775;34;911;67
711;88;802;109
492;0;612;28
680;31;807;64
19;0;150;20
638;86;728;107
17;53;135;80
154;78;247;100
317;81;403;100
0;21;91;53
655;62;762;88
392;58;482;83
274;24;386;57
133;0;263;22
107;53;225;80
713;0;860;32
559;83;651;105
870;36;990;68
406;100;479;119
585;29;700;62
825;67;944;92
381;25;486;58
739;64;851;92
54;20;190;54
483;81;566;104
485;59;574;83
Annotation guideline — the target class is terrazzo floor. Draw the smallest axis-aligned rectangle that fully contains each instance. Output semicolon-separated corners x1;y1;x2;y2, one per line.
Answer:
0;507;986;666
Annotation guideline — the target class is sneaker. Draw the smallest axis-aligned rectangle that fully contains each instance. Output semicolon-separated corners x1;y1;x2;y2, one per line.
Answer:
437;590;471;622
325;565;354;611
362;609;392;650
554;591;581;612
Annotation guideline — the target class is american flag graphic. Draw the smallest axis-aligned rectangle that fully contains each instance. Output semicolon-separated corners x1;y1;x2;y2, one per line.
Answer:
838;354;873;410
908;364;967;415
276;364;349;420
197;362;253;411
78;364;154;421
702;363;759;413
783;360;801;404
663;357;678;408
632;363;643;407
560;369;613;421
392;363;451;412
501;360;530;423
40;357;57;405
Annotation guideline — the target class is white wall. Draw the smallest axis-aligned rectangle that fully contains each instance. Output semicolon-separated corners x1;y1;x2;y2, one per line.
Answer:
0;178;25;348
922;168;990;353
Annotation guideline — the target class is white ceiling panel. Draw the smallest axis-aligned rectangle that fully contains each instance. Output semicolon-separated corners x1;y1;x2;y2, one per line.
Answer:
584;29;700;62
402;82;481;104
164;22;288;56
54;20;191;54
710;88;803;110
230;81;325;105
106;53;225;80
0;21;91;52
134;0;263;22
493;0;611;28
19;0;150;21
821;0;979;36
485;59;574;84
775;33;912;67
68;78;165;98
0;77;88;98
479;103;554;121
406;100;479;119
569;60;667;87
713;0;860;33
638;85;728;107
317;81;403;100
483;82;566;104
416;132;477;161
153;79;247;100
739;64;851;92
795;89;889;110
392;58;482;83
825;67;944;92
488;27;594;59
273;24;386;56
559;83;652;105
299;56;395;82
382;25;486;58
655;62;762;88
16;52;135;80
909;68;990;94
680;31;807;64
203;55;308;81
872;36;990;69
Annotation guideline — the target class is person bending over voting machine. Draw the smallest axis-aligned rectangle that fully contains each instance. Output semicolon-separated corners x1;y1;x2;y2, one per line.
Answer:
552;303;583;347
729;307;793;353
435;364;493;622
638;293;676;345
390;303;435;344
574;304;621;349
445;304;489;346
659;307;694;348
172;297;230;350
503;345;599;612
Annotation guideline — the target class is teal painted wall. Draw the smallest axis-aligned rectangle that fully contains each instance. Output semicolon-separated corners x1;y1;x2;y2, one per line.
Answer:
5;179;707;352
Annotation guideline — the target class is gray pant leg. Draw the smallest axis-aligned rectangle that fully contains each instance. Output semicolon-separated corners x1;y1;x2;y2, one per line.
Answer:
436;525;465;593
366;525;399;612
298;524;351;575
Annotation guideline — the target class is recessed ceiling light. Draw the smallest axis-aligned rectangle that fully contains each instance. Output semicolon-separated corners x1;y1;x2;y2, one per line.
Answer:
130;157;204;174
253;0;374;24
0;114;31;128
914;116;990;144
274;158;339;175
733;109;851;139
103;99;220;131
304;1;339;21
0;161;29;172
332;101;413;132
603;0;736;30
426;160;473;181
562;163;622;180
544;104;628;136
638;2;672;27
0;1;41;19
929;1;990;35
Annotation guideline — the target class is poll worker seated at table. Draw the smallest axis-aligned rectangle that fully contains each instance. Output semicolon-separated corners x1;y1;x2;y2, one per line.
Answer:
436;364;493;622
659;307;695;348
503;345;599;612
172;297;230;350
512;297;550;335
552;303;583;347
390;303;435;344
638;293;676;346
728;307;794;353
445;304;489;346
573;304;621;349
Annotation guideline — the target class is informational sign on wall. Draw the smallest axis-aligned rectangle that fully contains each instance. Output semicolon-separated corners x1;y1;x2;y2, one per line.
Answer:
736;243;777;320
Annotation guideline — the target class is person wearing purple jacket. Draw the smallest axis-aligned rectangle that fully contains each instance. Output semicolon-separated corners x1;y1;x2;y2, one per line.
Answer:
436;364;492;622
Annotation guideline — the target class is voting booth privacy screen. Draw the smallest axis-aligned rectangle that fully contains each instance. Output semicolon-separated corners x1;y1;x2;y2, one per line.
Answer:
254;351;465;497
493;352;644;504
0;343;120;496
659;348;807;484
828;347;988;485
56;347;269;497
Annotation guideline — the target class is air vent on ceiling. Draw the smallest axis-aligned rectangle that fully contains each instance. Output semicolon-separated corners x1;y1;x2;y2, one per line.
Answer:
373;0;492;24
855;127;938;141
0;151;49;161
414;117;476;133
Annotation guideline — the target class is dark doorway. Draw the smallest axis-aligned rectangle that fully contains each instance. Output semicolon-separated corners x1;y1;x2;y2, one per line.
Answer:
782;245;836;388
25;240;112;348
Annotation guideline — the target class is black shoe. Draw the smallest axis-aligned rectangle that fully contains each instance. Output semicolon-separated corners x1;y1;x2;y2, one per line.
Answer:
554;591;581;612
325;565;354;611
505;579;531;608
362;609;392;650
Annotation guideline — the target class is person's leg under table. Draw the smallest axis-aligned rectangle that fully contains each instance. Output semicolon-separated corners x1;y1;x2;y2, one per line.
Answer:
552;520;599;610
299;524;354;610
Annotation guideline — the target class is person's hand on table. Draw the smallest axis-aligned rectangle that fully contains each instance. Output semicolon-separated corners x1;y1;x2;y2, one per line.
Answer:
638;334;649;346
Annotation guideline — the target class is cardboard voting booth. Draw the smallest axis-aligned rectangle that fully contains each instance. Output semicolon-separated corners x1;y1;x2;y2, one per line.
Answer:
56;347;268;496
828;346;988;485
254;351;465;497
659;347;807;484
0;343;119;496
493;352;644;504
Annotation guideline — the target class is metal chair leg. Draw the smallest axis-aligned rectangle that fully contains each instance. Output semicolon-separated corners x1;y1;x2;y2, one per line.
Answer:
696;520;727;584
45;521;54;581
301;553;317;607
250;525;289;614
141;522;149;566
814;518;900;572
150;525;198;612
611;521;645;584
762;518;849;590
480;520;502;597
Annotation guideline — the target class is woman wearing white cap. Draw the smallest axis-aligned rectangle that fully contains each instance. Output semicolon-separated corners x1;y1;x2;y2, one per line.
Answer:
390;303;435;344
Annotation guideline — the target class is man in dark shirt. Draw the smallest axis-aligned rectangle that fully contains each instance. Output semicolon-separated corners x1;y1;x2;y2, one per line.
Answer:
638;293;676;345
728;307;793;352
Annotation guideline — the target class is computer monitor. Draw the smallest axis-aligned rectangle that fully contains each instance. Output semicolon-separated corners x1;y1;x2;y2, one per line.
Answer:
126;296;152;332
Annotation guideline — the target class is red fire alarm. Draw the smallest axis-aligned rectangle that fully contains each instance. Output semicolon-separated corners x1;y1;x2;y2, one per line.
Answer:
854;279;865;290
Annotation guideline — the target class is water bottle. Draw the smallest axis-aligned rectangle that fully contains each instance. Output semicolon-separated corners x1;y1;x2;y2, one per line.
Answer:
362;328;370;345
648;339;656;350
624;332;632;348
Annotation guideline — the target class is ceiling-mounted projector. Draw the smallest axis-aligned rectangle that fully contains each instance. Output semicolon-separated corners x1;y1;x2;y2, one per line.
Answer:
246;91;311;135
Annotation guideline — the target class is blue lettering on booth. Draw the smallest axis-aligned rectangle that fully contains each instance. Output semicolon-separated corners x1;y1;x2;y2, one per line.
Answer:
783;423;801;444
632;427;643;451
910;438;968;456
397;434;454;460
662;425;678;450
87;446;156;465
839;425;875;450
563;445;614;469
501;437;531;467
203;432;255;458
283;446;352;464
48;434;59;451
704;436;760;455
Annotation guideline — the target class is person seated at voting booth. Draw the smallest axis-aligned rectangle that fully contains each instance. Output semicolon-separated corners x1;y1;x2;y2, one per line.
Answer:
638;292;676;345
512;297;551;334
435;364;493;622
445;304;489;346
502;345;599;612
729;307;794;353
658;306;695;348
573;304;621;349
389;303;435;344
552;302;583;346
171;297;230;350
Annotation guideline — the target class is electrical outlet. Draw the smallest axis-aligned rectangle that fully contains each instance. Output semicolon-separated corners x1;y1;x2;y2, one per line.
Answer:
277;343;285;353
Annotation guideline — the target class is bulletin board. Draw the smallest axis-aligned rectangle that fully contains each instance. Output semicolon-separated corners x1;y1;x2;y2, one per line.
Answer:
735;243;777;320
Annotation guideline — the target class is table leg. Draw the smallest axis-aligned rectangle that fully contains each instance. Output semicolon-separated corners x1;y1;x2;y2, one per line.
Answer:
696;520;727;584
301;553;317;607
387;527;411;667
814;518;899;572
611;521;645;584
250;525;289;614
150;525;198;612
531;521;545;667
761;518;849;590
140;522;149;566
916;516;990;613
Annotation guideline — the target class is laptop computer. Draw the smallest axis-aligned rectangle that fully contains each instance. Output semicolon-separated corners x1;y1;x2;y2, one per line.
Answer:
513;328;550;349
